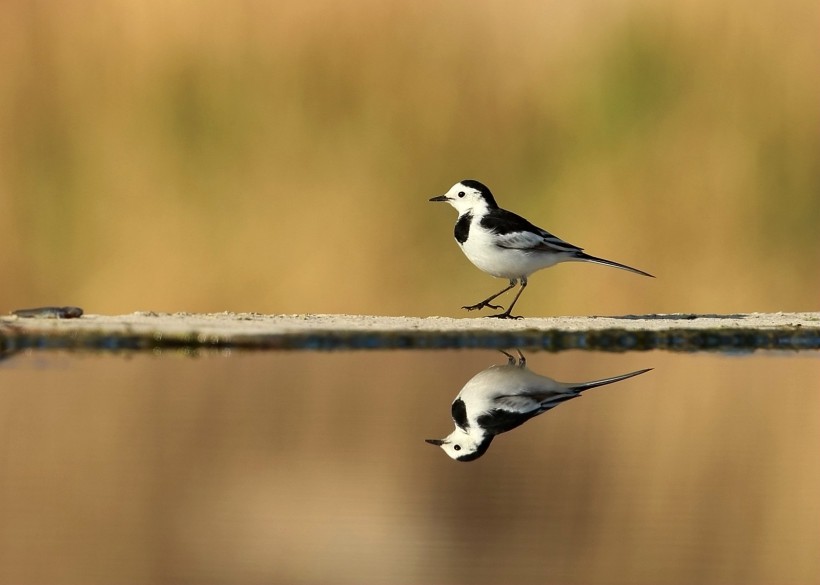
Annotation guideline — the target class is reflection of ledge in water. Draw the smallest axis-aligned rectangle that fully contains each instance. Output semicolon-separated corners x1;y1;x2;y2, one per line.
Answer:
1;312;819;354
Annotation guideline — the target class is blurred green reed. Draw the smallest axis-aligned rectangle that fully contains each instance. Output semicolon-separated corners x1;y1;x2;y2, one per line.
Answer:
0;1;817;315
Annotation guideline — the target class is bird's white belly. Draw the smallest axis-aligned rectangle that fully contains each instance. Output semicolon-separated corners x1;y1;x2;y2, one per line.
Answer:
459;226;562;279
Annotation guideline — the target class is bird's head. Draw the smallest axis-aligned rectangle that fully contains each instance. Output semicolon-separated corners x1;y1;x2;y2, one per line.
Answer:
425;428;494;462
429;180;498;216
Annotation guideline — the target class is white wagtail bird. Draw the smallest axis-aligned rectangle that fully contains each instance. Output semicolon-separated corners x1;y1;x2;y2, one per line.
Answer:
429;180;654;318
426;350;652;462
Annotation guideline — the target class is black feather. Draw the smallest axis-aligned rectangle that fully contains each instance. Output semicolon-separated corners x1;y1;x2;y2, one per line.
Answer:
476;408;540;435
480;208;544;237
454;212;472;244
460;179;499;209
451;398;470;430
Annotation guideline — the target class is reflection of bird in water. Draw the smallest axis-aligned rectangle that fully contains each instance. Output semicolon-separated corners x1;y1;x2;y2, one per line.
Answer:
426;350;651;461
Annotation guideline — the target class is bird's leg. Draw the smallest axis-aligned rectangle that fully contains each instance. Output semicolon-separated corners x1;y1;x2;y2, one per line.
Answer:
499;349;526;366
499;349;516;364
462;279;517;312
487;278;527;319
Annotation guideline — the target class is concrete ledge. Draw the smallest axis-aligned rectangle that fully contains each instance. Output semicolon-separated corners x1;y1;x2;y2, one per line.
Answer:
2;312;819;354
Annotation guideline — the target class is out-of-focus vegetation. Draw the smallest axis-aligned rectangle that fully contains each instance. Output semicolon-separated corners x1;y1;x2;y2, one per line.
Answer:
0;0;817;316
1;4;819;583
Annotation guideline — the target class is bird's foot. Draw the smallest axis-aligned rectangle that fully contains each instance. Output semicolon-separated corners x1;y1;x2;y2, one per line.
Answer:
462;301;503;311
485;312;522;320
498;349;526;365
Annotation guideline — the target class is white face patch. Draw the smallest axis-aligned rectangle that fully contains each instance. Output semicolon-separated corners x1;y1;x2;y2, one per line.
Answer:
440;183;492;217
435;427;483;460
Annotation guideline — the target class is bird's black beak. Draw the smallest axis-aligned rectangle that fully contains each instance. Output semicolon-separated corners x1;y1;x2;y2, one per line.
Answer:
429;195;448;202
425;438;445;446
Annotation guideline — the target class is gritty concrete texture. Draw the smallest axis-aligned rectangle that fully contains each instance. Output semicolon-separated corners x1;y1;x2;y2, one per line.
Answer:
2;311;820;353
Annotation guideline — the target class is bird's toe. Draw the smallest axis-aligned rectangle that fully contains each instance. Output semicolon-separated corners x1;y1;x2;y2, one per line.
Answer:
462;302;503;311
485;313;522;320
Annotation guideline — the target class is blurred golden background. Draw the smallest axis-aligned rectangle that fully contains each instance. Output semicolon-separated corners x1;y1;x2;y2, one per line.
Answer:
0;0;817;317
1;2;819;584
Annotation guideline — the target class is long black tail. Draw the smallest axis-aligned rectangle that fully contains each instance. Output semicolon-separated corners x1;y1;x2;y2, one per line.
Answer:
574;252;654;278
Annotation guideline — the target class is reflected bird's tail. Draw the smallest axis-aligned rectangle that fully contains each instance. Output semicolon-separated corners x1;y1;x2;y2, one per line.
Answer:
569;368;653;393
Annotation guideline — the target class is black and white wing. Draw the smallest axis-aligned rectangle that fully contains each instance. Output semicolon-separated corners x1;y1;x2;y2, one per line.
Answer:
496;390;580;413
475;390;579;435
482;207;654;277
480;209;583;254
475;407;540;435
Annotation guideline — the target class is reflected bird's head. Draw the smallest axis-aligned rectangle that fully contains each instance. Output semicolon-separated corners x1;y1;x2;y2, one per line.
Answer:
425;431;494;462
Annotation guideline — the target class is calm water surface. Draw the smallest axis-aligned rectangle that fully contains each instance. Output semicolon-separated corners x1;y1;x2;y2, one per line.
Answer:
0;350;818;584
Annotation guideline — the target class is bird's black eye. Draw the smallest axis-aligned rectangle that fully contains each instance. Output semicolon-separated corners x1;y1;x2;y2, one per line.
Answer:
457;191;465;198
453;445;461;451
